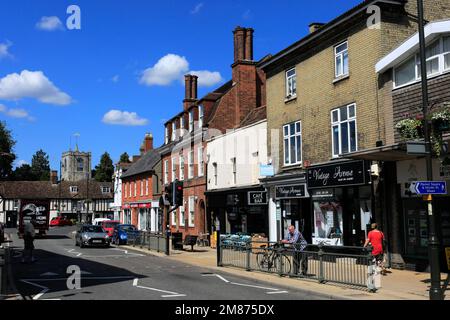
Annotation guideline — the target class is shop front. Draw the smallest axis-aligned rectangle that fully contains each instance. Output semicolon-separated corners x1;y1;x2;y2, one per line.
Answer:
206;186;269;237
307;160;373;247
396;158;450;272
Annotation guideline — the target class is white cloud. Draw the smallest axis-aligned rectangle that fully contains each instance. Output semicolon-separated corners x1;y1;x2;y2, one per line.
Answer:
189;70;223;87
190;3;204;14
0;41;13;59
0;70;72;105
36;16;64;31
102;110;148;126
140;54;223;88
140;54;189;86
15;160;29;168
111;75;120;83
0;104;34;121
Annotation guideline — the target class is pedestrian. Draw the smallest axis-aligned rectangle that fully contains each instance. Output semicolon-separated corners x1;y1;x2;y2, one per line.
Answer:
281;225;308;276
364;223;386;275
22;217;36;264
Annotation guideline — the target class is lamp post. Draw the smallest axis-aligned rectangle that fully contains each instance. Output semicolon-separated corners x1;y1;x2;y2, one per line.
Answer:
417;0;442;300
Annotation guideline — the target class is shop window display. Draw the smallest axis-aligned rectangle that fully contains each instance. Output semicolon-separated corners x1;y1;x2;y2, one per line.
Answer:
313;201;343;246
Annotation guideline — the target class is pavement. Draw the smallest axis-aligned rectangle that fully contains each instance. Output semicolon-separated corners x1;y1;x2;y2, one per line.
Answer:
3;227;330;300
120;241;450;301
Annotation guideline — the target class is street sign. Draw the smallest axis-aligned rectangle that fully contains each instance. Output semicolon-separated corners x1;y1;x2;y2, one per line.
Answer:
409;181;447;195
406;142;429;155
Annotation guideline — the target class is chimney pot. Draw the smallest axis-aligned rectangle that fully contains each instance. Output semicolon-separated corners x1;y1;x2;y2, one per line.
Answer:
50;170;58;185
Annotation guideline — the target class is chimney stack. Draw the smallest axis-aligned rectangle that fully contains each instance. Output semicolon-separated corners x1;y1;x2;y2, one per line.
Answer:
309;23;324;34
50;170;58;185
183;74;198;111
144;133;153;152
233;26;254;63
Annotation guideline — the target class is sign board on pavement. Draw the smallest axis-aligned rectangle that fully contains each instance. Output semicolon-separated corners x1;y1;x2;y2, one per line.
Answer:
409;181;447;195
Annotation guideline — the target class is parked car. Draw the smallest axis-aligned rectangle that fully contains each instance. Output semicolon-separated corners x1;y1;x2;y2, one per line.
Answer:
93;218;111;226
50;216;72;227
75;224;110;248
112;224;139;245
101;220;120;237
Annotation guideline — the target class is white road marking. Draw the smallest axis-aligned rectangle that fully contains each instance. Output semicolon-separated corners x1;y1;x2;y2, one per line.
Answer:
20;280;49;300
266;291;289;295
132;278;186;298
203;273;288;294
40;272;59;277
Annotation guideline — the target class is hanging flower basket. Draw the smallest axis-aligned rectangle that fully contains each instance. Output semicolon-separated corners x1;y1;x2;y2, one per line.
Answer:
395;118;424;141
431;106;450;133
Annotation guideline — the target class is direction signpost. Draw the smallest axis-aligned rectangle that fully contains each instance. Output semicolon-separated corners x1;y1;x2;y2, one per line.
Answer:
409;181;447;195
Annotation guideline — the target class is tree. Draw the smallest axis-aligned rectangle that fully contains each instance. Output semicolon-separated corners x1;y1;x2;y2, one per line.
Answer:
119;152;131;163
0;121;16;180
13;164;36;181
31;149;50;181
94;152;114;182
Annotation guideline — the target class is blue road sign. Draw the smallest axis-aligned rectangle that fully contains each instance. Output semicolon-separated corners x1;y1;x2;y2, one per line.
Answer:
410;181;447;195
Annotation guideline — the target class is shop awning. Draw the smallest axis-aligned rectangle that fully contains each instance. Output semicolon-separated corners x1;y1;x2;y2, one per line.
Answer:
340;144;423;161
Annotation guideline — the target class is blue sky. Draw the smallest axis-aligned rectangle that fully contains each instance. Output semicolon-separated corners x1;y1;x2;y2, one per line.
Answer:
0;0;361;171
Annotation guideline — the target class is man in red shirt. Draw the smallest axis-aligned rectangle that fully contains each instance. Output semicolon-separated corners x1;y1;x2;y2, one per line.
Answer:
364;223;386;275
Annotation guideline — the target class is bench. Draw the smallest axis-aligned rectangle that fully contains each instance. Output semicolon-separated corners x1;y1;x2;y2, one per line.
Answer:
184;235;198;252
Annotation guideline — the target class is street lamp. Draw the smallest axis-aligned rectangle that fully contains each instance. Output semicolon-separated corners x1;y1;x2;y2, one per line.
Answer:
417;0;443;300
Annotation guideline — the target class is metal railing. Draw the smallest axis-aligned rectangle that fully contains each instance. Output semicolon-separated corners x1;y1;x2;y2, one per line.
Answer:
219;239;379;292
128;231;167;253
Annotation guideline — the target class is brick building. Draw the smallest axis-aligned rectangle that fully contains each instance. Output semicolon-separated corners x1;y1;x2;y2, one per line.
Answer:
161;26;268;239
260;0;450;272
120;134;163;232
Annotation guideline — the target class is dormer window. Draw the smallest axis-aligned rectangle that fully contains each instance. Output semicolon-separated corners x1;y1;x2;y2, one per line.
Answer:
198;106;204;128
180;116;185;137
189;109;194;133
171;122;177;141
101;186;111;193
70;186;79;193
165;126;169;144
286;68;297;98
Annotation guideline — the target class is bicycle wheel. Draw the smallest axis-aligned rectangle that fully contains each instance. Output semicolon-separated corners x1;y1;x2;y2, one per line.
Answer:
275;254;291;274
256;252;270;271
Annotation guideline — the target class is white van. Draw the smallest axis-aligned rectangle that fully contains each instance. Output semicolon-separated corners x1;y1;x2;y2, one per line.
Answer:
93;218;111;226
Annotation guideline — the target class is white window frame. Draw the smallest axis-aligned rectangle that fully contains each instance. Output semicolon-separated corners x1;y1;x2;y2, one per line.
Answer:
394;36;450;89
331;103;358;158
188;149;194;179
198;105;204;128
145;179;149;196
179;204;185;227
140;180;144;196
283;121;302;166
172;209;177;227
179;155;185;181
134;182;137;197
70;186;78;193
188;196;195;227
335;41;349;78
180;116;185;137
285;68;297;98
101;186;110;194
165;126;169;144
189;110;194;133
124;183;127;198
171;157;177;182
129;182;132;197
197;146;204;177
171;122;176;141
164;160;169;185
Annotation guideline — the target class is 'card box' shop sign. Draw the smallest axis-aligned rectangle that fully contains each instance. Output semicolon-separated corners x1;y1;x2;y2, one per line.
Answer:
248;191;268;205
307;160;366;189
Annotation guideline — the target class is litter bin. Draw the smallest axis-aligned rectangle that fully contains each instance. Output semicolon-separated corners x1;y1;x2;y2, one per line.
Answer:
172;232;183;250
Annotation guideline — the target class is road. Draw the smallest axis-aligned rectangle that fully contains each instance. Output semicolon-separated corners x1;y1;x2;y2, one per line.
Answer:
6;226;328;300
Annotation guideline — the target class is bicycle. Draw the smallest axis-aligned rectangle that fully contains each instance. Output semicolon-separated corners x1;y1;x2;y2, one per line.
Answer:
255;242;292;274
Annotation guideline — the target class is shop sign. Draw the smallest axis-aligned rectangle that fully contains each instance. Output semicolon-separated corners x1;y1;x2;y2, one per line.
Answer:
275;184;307;199
130;204;139;208
260;165;274;177
138;203;152;208
248;191;268;205
122;204;131;209
307;160;366;189
311;189;334;199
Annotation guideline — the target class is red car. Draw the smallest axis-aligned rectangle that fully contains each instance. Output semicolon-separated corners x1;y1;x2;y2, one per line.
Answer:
101;220;120;237
50;216;72;227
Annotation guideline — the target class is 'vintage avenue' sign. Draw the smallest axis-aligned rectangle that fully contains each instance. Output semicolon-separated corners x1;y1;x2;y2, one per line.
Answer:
307;160;366;189
275;185;307;199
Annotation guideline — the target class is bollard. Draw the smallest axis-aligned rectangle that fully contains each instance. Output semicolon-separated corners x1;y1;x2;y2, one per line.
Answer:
318;244;325;284
217;230;223;267
246;242;251;271
278;246;283;277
